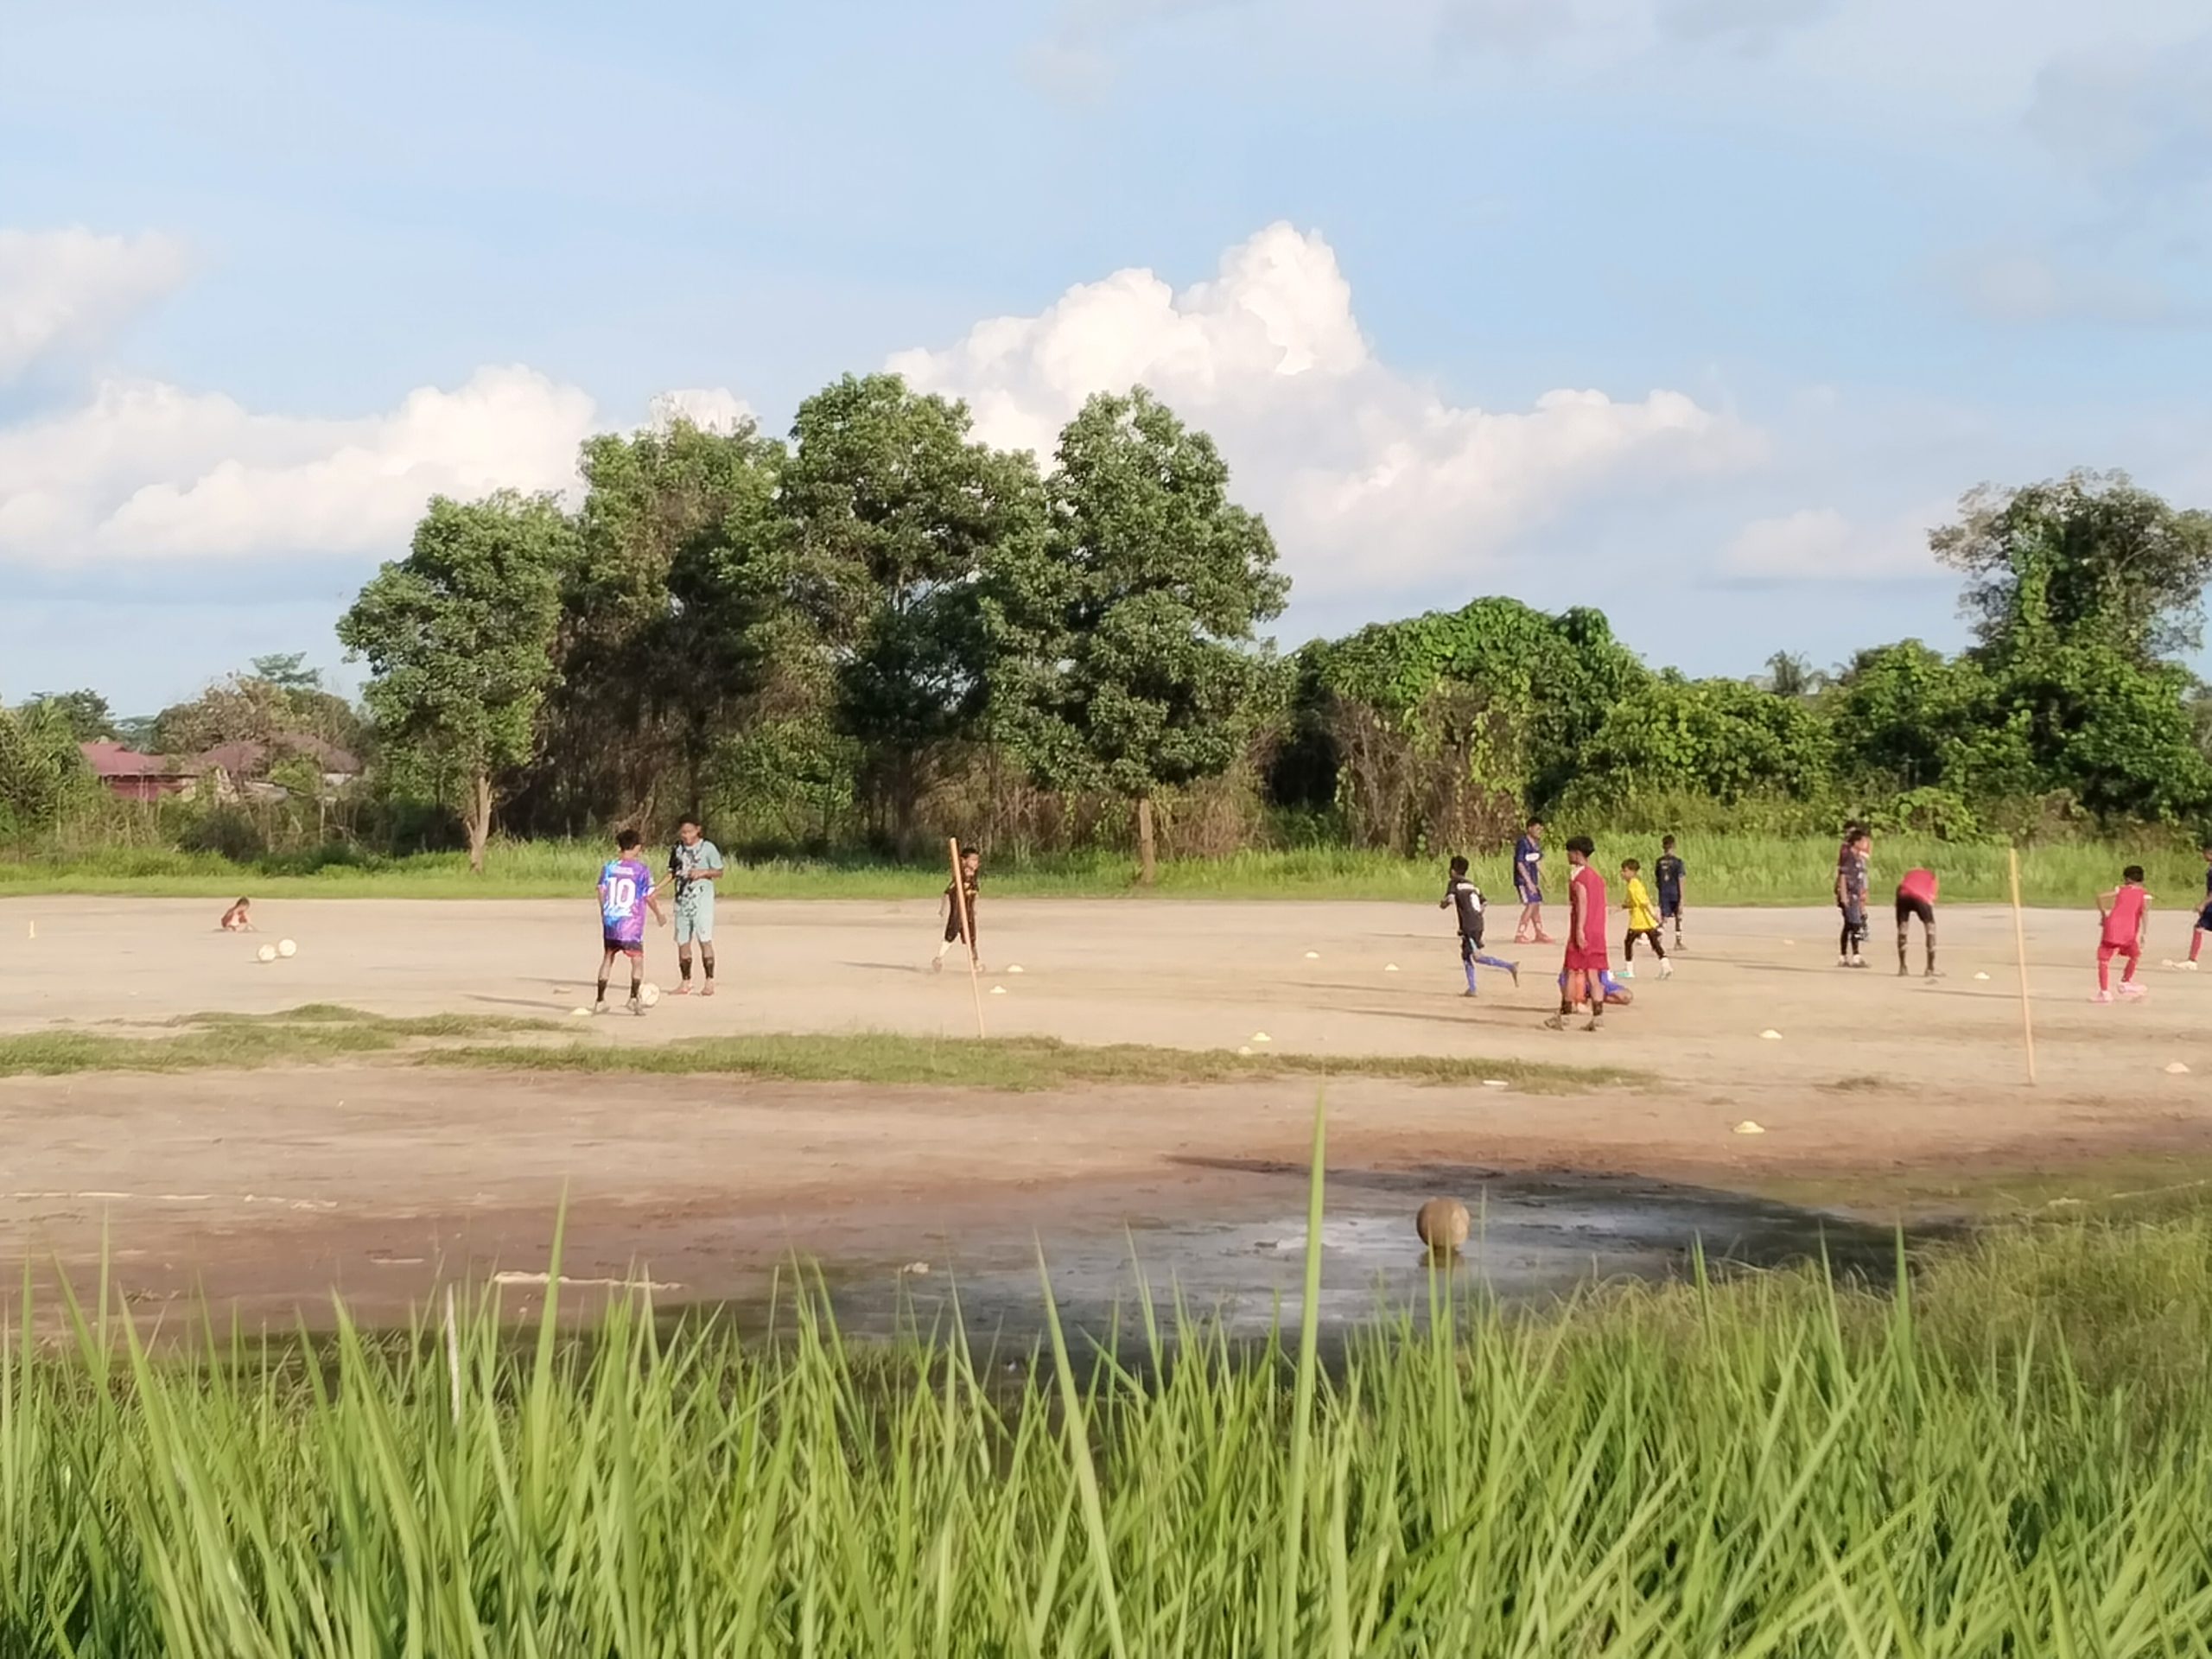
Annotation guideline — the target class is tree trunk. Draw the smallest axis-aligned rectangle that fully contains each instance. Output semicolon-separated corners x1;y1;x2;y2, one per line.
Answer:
1136;795;1157;887
467;772;493;874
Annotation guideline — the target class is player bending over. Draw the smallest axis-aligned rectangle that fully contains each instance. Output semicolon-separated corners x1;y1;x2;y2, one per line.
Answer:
219;897;254;931
933;848;982;973
1654;835;1686;949
669;817;725;995
1895;865;1938;977
1618;858;1671;979
2094;865;2151;1004
1440;855;1520;996
1545;834;1607;1033
595;829;665;1016
2186;843;2212;970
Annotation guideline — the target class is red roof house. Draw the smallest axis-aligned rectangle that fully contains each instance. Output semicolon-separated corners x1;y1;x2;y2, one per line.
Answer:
79;742;192;802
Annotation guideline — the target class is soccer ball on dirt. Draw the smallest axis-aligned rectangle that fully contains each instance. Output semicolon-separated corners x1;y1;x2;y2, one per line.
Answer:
255;944;277;963
276;938;297;958
639;982;663;1007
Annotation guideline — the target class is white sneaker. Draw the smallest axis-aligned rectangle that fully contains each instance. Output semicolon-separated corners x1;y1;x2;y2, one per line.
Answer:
2183;960;2201;972
1659;960;1674;979
1619;965;1636;981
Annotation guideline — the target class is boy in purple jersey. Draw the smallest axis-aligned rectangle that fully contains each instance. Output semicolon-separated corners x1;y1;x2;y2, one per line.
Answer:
595;828;665;1015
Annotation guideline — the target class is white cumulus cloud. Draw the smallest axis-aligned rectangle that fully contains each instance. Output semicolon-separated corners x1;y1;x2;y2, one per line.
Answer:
889;222;1756;596
0;227;191;384
648;386;760;435
0;366;601;565
1719;505;1944;582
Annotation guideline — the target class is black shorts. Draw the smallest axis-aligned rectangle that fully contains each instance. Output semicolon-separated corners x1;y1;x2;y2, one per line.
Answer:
944;912;975;944
1896;894;1935;927
1459;930;1484;961
1657;890;1681;919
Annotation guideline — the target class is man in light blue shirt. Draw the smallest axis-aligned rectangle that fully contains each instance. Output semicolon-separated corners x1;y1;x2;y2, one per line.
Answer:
670;816;726;995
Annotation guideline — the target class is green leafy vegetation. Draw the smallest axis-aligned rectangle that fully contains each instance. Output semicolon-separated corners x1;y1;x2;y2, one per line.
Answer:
10;1141;2212;1651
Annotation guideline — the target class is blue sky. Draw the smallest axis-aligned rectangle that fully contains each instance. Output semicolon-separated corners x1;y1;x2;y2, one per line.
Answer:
3;0;2209;713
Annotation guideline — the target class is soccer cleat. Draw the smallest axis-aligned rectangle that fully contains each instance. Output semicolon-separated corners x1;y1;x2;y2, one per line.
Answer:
2120;982;2147;999
1659;960;1673;979
2092;989;2114;1003
1542;1014;1567;1030
1583;1018;1602;1032
627;995;645;1017
1619;965;1636;981
2182;960;2201;972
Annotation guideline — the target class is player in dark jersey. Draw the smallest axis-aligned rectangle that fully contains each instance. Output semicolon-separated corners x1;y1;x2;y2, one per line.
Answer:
1441;856;1521;996
1654;835;1686;949
933;847;982;973
2187;843;2212;969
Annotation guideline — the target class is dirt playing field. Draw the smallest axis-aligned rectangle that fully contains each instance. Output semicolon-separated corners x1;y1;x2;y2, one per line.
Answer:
3;894;2207;1322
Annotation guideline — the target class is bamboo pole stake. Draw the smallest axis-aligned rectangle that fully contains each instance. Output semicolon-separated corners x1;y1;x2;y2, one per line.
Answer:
2008;846;2037;1085
950;837;986;1040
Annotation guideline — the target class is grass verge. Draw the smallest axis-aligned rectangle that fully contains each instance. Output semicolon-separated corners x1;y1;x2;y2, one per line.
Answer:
0;1005;1642;1093
9;1115;2212;1652
4;833;2208;905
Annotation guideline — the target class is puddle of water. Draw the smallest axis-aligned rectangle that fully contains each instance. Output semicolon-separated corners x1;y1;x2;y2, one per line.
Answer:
729;1164;1905;1344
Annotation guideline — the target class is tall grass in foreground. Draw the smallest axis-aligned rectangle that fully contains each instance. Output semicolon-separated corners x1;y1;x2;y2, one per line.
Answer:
9;1149;2212;1652
3;833;2206;906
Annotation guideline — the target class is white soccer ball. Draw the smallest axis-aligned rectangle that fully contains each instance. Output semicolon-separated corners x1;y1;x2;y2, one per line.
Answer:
256;944;277;963
639;982;662;1007
276;938;297;959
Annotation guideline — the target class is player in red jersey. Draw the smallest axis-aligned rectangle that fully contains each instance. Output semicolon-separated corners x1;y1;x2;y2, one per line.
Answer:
1895;866;1937;977
1545;835;1608;1033
2094;865;2151;1003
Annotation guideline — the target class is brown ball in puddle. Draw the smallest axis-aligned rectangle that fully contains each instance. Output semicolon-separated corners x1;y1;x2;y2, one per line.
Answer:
1415;1198;1470;1254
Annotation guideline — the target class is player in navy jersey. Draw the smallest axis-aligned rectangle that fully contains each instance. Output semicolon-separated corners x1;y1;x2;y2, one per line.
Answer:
1512;817;1553;944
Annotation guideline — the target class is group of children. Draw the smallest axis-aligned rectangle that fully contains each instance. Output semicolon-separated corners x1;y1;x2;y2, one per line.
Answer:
570;822;2212;1019
1443;824;1688;1030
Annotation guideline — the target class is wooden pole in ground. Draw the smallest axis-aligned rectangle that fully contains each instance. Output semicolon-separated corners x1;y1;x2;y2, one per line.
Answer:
950;836;986;1040
2008;845;2037;1085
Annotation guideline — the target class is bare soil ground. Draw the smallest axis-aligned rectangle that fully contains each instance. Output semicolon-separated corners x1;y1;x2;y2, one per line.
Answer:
3;896;2207;1320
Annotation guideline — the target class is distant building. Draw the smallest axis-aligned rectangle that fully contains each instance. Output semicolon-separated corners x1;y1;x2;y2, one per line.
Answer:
188;734;365;802
79;742;193;801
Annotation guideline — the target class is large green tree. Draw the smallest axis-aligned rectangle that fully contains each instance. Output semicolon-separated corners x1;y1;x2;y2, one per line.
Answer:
783;373;1046;849
990;387;1286;882
339;493;577;871
18;690;116;745
1934;471;2212;661
524;416;788;833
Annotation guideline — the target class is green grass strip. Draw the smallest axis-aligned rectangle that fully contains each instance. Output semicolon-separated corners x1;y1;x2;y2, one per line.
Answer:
0;1005;1641;1093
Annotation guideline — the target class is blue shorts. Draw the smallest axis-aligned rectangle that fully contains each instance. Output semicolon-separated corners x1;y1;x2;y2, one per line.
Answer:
675;903;714;945
2196;902;2212;932
1516;887;1542;906
1658;890;1681;919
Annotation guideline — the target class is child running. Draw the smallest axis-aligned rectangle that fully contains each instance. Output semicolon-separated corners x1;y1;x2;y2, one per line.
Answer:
933;847;982;973
1895;865;1938;977
1654;835;1686;948
1545;835;1607;1032
2186;843;2212;969
1619;859;1671;979
595;829;665;1016
2094;864;2152;1003
1440;855;1521;996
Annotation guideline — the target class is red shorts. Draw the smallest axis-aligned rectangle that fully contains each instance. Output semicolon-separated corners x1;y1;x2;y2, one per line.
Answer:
1563;945;1609;974
2097;941;2139;963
